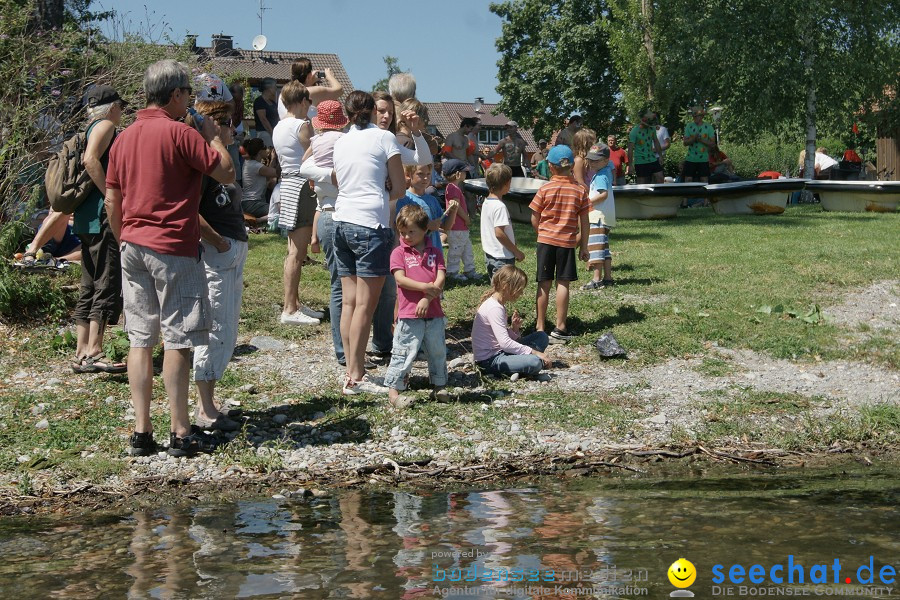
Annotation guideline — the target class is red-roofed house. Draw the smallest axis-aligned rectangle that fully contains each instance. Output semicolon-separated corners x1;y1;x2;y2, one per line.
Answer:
425;101;540;163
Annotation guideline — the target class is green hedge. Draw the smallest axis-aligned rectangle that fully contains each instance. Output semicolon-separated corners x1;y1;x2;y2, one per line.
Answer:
661;132;846;179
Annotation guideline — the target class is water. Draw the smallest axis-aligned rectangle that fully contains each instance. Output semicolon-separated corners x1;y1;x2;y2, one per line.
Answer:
0;467;897;599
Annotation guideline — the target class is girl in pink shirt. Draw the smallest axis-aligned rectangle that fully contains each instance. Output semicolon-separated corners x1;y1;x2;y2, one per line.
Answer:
471;266;551;379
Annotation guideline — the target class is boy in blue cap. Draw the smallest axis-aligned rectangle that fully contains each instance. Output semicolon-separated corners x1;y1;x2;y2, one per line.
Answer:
528;145;590;343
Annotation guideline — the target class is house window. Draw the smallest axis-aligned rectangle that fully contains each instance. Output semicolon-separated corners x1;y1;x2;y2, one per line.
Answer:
479;128;504;146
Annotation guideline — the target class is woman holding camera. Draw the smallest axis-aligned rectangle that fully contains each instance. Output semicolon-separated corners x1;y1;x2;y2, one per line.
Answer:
278;58;344;119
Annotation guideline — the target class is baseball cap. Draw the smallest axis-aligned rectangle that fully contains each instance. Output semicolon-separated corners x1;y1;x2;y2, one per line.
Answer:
442;158;469;178
547;144;574;167
506;120;518;128
538;139;547;144
194;72;229;102
586;143;610;161
85;85;126;107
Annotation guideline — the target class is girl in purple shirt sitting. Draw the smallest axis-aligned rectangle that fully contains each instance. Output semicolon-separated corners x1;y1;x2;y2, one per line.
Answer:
471;265;552;380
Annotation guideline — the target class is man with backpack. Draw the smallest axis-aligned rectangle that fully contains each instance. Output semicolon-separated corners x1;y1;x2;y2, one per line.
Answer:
105;60;235;458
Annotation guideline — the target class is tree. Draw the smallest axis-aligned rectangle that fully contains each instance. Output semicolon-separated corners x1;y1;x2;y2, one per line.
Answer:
607;0;898;177
490;0;621;141
372;56;402;93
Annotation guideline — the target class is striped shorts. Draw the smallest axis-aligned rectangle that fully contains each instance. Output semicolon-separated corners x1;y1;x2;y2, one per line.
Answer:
587;221;611;267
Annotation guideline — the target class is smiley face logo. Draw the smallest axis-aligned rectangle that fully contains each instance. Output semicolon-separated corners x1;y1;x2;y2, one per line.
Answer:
668;558;696;588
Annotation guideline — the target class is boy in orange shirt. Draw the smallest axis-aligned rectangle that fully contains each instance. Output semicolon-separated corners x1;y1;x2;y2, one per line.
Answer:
528;145;591;343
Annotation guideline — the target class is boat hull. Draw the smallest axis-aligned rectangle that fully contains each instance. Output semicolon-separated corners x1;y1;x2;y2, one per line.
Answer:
805;181;900;213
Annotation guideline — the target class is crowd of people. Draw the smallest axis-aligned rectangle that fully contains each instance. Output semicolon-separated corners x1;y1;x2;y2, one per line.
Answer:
18;57;869;460
48;56;626;458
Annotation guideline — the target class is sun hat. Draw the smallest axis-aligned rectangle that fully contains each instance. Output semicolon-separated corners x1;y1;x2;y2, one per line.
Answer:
547;144;574;167
586;143;610;161
442;158;470;178
311;100;348;130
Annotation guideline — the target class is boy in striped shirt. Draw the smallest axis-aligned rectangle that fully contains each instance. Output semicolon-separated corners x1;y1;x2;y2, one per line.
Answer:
528;145;591;343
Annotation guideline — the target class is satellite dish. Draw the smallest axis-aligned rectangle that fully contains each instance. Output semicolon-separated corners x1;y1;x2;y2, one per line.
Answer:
251;34;267;51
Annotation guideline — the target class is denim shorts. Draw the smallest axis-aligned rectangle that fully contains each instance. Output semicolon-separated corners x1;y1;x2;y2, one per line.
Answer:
333;221;394;278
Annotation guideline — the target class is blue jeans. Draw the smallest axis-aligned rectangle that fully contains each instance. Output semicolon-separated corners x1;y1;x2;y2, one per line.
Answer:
485;254;515;282
371;271;396;354
317;210;344;362
477;331;550;376
333;221;393;278
384;317;447;390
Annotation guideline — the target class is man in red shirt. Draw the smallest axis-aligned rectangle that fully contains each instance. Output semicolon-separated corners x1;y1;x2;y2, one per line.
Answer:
607;134;628;186
105;59;235;458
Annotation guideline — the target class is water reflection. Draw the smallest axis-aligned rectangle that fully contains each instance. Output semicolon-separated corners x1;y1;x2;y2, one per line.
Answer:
0;468;897;598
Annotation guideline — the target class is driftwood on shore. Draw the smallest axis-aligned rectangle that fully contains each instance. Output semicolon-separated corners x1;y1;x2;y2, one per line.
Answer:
1;444;870;517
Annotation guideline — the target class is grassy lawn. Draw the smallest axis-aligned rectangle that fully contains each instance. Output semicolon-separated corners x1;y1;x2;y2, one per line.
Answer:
0;203;897;486
241;204;899;367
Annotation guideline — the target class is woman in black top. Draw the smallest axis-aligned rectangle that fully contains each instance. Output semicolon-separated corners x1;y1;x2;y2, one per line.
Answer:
188;100;248;431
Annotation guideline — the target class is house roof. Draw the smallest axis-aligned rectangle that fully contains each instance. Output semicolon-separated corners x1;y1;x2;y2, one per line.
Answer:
425;102;539;153
196;45;354;101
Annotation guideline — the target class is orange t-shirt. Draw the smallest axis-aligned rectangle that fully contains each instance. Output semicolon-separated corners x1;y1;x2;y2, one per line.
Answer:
528;175;591;248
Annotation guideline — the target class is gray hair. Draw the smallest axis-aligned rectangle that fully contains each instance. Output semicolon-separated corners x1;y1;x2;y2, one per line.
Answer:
87;102;115;121
388;72;416;102
144;59;190;106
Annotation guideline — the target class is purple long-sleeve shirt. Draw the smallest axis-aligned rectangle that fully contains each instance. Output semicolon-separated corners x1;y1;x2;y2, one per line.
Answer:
471;297;533;362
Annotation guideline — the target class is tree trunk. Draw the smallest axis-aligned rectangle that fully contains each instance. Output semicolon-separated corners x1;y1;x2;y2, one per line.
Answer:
801;15;817;201
640;0;656;100
32;0;64;30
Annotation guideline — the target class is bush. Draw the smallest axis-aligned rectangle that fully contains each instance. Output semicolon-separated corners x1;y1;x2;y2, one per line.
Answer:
0;261;77;321
660;129;843;179
0;3;196;322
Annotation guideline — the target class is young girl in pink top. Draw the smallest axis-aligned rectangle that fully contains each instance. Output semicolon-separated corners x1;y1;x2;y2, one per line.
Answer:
472;265;551;379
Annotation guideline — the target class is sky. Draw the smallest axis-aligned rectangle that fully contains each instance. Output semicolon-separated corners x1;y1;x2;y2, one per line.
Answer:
97;0;506;104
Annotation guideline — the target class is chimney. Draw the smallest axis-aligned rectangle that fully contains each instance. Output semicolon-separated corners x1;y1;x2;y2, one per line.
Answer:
211;34;233;57
185;34;197;52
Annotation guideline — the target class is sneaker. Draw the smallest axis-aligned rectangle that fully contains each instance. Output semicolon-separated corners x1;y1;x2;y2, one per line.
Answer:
448;273;468;283
127;431;158;457
389;395;415;409
366;350;392;365
168;426;218;457
432;388;452;402
342;374;388;396
601;279;615;287
464;271;484;281
299;305;325;320
280;311;320;326
581;280;604;291
549;328;574;344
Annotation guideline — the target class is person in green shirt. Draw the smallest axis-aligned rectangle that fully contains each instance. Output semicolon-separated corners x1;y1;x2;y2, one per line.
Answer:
627;109;664;184
683;106;716;182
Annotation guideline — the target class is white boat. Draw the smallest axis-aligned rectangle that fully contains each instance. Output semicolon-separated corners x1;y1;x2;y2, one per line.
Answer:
805;180;900;213
705;178;806;215
613;183;707;219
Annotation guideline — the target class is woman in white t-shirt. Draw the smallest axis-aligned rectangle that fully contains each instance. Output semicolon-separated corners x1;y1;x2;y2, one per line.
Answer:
332;90;408;395
240;138;275;221
272;81;322;326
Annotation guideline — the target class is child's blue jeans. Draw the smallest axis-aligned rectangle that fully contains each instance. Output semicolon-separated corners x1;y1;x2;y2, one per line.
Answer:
384;317;448;391
477;331;550;376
